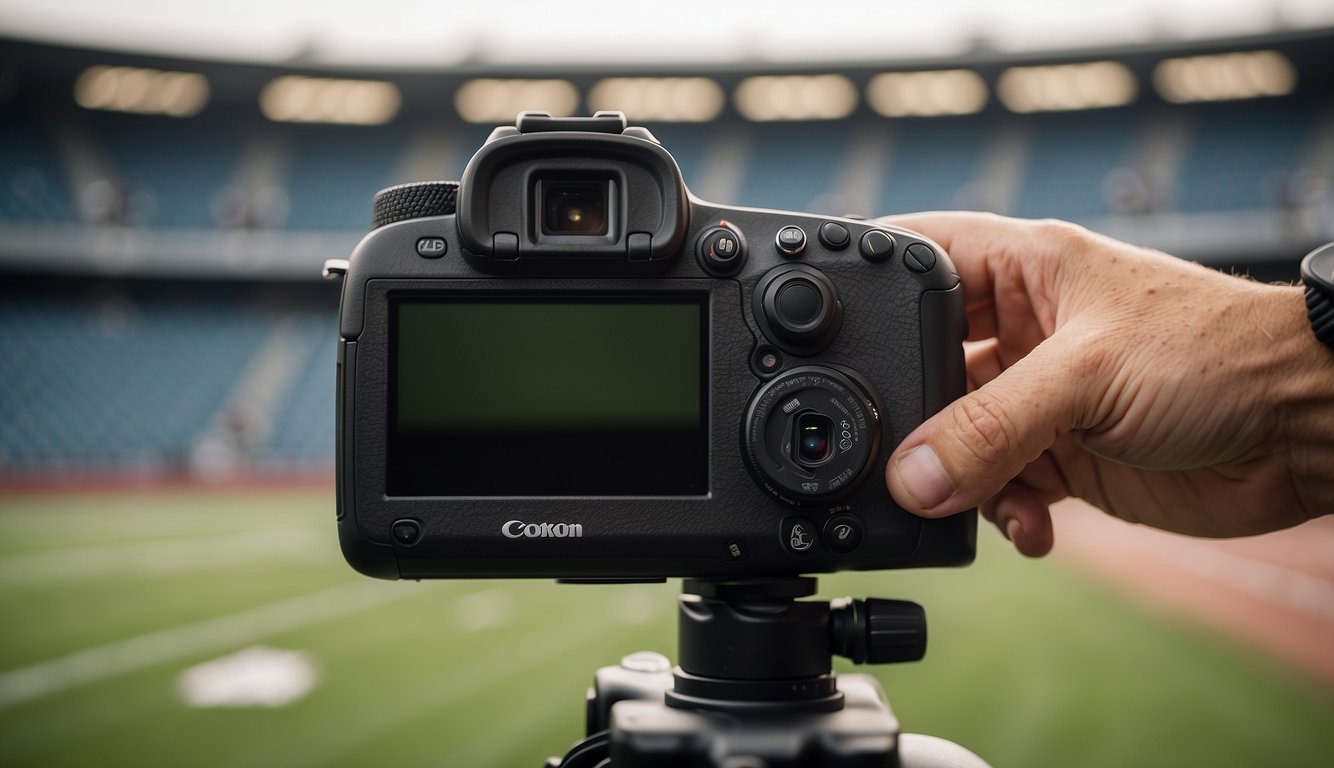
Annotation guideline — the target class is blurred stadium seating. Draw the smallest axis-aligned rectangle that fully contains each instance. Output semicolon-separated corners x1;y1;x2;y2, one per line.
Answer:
251;311;338;472
0;114;73;222
0;285;316;474
0;32;1330;479
1176;99;1322;212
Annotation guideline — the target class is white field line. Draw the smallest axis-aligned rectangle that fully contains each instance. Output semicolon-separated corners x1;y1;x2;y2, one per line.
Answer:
450;588;516;632
0;508;315;537
0;580;444;709
0;530;332;586
249;597;607;768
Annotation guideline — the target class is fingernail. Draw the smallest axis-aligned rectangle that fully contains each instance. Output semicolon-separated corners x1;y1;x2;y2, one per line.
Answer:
894;445;955;511
1004;517;1022;543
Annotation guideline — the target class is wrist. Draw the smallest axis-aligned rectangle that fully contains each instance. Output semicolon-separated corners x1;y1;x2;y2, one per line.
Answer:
1267;284;1334;517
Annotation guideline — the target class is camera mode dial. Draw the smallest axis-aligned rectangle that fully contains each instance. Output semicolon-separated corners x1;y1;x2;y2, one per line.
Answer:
371;181;459;229
753;265;842;356
742;366;882;505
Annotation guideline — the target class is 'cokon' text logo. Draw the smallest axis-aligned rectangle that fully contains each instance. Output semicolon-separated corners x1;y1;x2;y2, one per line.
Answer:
503;520;584;539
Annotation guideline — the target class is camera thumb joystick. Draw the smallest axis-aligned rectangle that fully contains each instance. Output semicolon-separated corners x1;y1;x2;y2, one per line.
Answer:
754;264;842;354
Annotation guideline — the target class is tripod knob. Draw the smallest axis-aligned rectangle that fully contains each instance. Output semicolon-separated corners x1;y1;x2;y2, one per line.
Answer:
831;597;927;664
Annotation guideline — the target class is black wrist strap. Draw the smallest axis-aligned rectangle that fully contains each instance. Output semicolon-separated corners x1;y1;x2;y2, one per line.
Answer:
1301;243;1334;350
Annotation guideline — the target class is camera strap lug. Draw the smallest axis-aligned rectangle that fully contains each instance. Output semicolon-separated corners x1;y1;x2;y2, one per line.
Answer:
322;259;349;280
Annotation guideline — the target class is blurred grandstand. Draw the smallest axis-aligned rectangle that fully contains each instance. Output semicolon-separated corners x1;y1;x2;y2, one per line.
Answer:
1;29;1331;482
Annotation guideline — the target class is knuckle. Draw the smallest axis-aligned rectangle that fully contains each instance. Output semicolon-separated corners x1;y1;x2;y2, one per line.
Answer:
1066;326;1115;381
1057;326;1119;427
949;394;1021;465
1028;219;1098;271
1083;344;1116;389
1032;218;1091;249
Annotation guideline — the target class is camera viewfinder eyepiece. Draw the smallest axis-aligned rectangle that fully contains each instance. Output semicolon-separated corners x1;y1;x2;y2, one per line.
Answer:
543;182;608;235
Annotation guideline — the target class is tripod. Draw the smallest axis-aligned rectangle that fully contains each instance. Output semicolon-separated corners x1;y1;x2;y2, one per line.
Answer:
546;577;991;767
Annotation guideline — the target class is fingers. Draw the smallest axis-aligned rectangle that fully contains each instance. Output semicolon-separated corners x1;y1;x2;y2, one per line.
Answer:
978;453;1065;557
964;339;1003;391
880;212;1005;341
984;483;1055;558
887;328;1101;519
877;211;1003;263
878;211;1020;304
879;212;1092;346
879;212;1114;552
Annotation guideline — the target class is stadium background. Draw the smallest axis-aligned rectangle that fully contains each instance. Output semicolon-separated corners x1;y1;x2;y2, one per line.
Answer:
1;4;1332;766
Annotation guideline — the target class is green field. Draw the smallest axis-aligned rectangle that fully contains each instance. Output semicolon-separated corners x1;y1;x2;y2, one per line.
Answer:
1;489;1330;767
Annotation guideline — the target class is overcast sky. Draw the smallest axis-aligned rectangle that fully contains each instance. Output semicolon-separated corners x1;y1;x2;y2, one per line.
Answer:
1;0;1332;67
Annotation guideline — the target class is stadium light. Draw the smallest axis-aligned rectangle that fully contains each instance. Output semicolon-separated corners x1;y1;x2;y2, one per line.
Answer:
1152;50;1296;103
455;79;580;124
587;77;725;122
73;65;209;117
259;76;401;125
997;61;1137;113
734;75;858;122
866;70;988;117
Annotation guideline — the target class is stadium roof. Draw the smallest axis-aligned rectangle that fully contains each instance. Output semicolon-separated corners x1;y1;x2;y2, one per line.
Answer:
2;0;1333;68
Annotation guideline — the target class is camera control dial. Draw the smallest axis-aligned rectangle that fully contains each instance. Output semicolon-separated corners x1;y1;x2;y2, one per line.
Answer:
742;366;882;505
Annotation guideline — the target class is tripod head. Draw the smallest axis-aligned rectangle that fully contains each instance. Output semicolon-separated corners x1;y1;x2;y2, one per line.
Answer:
668;577;927;713
551;577;990;767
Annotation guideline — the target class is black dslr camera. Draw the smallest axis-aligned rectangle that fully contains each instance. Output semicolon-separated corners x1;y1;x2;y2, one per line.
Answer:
332;112;975;580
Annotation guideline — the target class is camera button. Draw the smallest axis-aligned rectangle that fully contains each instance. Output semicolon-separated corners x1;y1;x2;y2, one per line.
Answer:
709;231;740;260
415;236;447;258
782;518;819;554
904;243;937;273
859;230;896;263
752;345;783;376
823;514;864;553
696;225;746;275
391;519;422;546
818;222;851;250
775;226;807;257
724;539;750;561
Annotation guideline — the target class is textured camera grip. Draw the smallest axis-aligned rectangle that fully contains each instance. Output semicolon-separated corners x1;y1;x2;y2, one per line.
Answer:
371;181;459;229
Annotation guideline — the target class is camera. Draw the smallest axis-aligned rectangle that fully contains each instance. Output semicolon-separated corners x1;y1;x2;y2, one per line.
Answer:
332;112;976;580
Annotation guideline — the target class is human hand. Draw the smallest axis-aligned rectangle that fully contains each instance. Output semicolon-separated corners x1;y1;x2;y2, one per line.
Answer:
880;212;1334;556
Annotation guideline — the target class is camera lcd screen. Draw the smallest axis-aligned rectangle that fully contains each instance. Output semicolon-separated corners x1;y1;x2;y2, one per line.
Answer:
388;296;707;496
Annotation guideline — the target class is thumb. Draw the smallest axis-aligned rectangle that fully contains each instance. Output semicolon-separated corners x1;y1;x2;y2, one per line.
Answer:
887;333;1099;517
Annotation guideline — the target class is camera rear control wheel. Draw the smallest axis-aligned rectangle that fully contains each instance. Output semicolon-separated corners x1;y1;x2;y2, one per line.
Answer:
741;366;882;505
